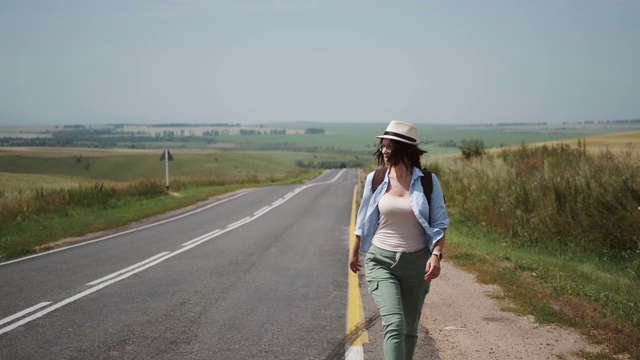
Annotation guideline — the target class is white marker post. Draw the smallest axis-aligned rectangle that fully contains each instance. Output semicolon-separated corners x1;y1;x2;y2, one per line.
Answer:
159;149;174;191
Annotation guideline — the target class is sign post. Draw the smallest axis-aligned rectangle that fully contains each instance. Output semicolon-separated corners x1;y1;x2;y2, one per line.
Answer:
159;149;174;191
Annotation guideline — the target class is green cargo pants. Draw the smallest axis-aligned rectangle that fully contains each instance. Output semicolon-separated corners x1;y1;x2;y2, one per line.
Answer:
365;244;431;360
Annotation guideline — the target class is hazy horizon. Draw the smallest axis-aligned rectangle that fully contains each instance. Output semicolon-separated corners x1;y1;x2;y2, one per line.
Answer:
1;1;639;126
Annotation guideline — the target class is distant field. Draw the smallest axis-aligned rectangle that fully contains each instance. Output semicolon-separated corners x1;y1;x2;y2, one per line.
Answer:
210;122;640;155
0;147;162;158
2;121;639;155
1;124;638;195
0;148;366;194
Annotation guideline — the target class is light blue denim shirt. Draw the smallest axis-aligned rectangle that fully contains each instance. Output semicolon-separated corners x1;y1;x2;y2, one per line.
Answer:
355;166;450;253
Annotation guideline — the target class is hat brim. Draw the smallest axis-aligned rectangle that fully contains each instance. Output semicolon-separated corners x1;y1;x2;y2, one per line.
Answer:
376;134;419;146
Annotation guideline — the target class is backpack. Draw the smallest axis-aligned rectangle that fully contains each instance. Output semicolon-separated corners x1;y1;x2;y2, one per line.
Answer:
371;167;434;209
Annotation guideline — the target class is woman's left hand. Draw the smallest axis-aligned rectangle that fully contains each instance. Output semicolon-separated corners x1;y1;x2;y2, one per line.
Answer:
424;257;441;280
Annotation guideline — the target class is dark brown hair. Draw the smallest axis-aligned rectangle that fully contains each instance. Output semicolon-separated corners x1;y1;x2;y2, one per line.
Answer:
374;139;426;169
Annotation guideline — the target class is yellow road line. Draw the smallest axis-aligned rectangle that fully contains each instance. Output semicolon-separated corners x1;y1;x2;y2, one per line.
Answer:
347;184;368;346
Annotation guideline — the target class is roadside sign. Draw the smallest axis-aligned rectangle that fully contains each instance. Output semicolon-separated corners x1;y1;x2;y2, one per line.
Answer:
159;150;174;161
160;149;174;191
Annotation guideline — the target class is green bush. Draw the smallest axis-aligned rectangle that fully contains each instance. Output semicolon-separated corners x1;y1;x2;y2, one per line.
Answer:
458;138;486;159
444;142;640;257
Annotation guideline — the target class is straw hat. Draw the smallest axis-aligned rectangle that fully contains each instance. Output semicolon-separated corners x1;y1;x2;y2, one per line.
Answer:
376;120;419;145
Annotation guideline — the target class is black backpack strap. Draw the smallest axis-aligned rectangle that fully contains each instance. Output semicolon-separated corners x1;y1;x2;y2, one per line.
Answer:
371;167;387;193
421;168;433;209
421;168;434;224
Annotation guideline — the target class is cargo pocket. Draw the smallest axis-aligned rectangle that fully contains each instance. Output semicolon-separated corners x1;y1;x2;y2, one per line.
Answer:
364;251;377;281
367;280;379;295
424;279;431;295
364;251;376;265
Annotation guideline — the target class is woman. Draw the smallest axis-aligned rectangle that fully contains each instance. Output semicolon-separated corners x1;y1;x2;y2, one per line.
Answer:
350;120;449;360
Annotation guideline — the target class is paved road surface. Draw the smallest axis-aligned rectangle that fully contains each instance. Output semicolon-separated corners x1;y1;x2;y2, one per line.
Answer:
1;169;365;359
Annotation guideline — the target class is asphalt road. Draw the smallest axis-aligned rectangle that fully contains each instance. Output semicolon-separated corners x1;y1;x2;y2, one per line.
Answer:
1;168;358;360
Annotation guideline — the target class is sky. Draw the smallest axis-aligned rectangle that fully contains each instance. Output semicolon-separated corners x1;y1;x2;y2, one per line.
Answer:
1;0;639;125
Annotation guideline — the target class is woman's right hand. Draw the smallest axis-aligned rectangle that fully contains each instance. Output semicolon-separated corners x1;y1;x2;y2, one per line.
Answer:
349;235;362;274
349;253;361;274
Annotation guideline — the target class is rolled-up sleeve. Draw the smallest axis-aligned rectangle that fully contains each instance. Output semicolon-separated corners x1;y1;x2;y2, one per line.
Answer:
354;172;374;237
430;174;450;229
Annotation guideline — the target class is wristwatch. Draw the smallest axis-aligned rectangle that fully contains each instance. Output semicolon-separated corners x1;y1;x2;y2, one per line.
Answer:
432;251;442;260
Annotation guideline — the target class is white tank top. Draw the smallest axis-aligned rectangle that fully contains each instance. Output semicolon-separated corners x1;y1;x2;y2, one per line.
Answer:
372;193;426;252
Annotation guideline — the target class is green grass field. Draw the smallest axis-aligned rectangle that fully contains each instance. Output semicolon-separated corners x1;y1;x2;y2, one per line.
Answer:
0;149;366;194
0;172;91;194
448;216;640;359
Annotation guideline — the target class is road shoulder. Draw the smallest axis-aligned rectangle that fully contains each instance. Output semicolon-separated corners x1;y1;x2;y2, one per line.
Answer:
422;260;596;360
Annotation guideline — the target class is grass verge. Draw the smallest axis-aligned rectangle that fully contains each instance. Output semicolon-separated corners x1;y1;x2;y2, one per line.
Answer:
446;214;640;360
0;170;321;261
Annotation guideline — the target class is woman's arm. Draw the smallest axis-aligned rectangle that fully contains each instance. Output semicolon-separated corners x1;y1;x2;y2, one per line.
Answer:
349;235;361;273
425;229;446;280
354;172;375;237
351;172;375;273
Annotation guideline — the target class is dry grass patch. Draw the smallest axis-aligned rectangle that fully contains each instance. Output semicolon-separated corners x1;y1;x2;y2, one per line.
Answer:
0;172;91;193
526;130;639;154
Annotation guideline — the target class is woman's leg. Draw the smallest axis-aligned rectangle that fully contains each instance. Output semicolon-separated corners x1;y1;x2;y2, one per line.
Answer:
397;249;430;359
365;246;406;360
